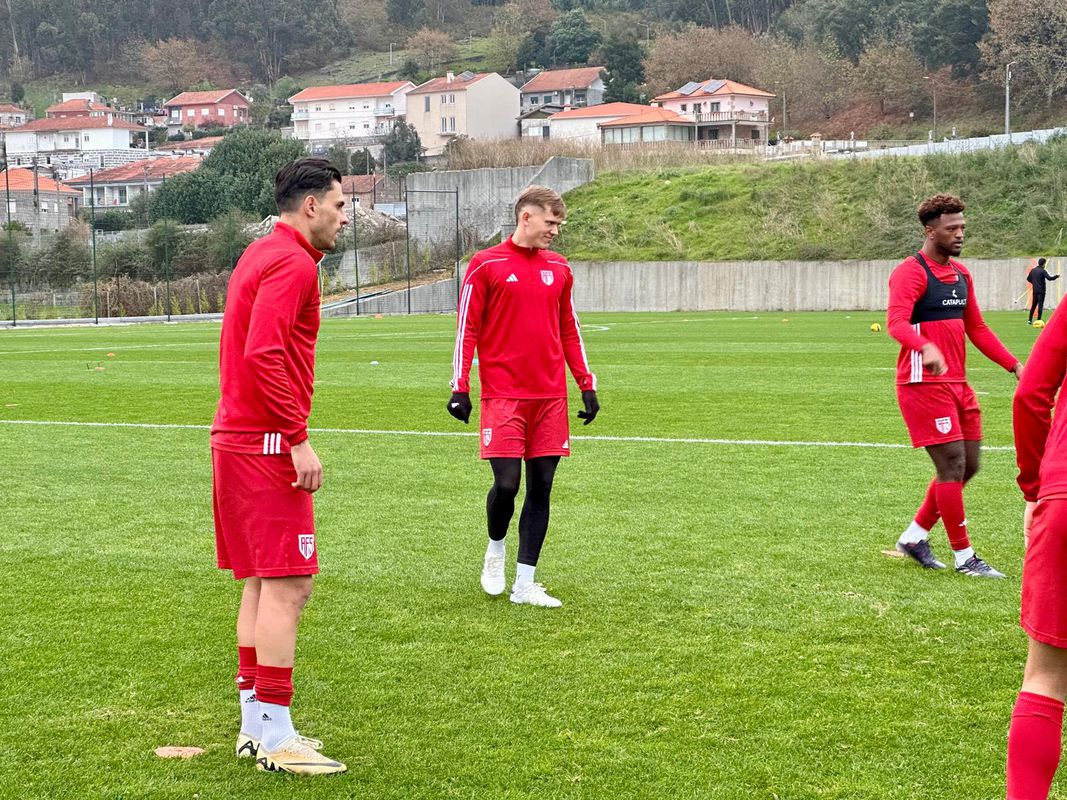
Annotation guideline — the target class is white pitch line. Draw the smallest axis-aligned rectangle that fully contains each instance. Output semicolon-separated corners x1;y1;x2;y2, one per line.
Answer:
0;418;1016;451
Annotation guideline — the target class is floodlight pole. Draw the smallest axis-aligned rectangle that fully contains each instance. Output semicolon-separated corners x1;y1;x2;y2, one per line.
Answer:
89;167;99;324
351;190;360;315
3;141;14;326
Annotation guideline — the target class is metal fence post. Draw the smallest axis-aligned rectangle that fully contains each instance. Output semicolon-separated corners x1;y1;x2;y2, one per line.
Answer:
3;148;15;326
351;192;361;316
404;189;412;314
454;188;460;311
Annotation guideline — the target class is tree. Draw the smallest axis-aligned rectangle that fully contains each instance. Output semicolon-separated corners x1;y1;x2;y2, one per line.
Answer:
644;26;767;98
982;0;1067;108
327;142;352;176
10;81;23;103
516;31;550;69
406;27;457;71
855;41;925;115
547;10;601;66
387;0;424;25
351;148;378;175
598;34;645;103
138;38;246;95
206;209;254;271
382;120;422;164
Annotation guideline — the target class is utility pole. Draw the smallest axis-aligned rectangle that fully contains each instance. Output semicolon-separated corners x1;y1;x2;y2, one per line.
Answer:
1005;61;1016;139
924;75;937;140
89;168;99;324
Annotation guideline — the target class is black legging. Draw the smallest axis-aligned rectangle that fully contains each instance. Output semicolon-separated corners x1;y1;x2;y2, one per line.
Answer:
486;456;561;566
1030;291;1046;322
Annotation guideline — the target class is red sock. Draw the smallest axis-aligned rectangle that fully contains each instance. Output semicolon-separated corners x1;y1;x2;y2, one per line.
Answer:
934;481;970;550
236;646;257;692
1008;691;1064;800
914;478;940;531
255;664;294;707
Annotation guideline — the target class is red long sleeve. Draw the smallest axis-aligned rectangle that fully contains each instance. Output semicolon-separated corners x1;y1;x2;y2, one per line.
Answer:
212;223;322;454
450;239;596;399
1015;307;1067;501
963;274;1018;371
887;260;930;353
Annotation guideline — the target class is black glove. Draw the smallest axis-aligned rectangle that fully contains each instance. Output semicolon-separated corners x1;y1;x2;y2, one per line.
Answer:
446;391;472;424
577;390;599;426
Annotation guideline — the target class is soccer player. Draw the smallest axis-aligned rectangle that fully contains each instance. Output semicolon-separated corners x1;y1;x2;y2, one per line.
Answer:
887;193;1022;577
1008;305;1067;799
447;185;598;608
211;158;348;775
1027;257;1059;325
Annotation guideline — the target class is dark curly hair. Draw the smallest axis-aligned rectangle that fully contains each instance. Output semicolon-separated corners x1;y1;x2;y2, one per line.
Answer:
917;194;965;226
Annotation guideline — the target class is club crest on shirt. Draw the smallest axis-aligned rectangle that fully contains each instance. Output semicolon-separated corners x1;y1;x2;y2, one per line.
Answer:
935;416;952;434
298;533;316;560
540;270;554;286
482;428;492;446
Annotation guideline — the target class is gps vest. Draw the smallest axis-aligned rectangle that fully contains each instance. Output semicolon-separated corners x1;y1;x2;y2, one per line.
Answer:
910;251;968;323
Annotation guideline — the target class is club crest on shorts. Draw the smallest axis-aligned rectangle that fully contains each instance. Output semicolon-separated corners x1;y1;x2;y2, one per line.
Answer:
482;428;492;446
935;416;952;434
540;270;554;286
298;533;316;560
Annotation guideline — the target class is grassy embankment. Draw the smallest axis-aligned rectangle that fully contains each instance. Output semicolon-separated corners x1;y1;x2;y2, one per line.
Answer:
559;135;1067;261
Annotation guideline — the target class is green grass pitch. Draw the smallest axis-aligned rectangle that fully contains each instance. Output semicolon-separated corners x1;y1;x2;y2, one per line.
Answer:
0;310;1052;798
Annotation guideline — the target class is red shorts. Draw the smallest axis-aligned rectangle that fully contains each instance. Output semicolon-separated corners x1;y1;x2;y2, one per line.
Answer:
479;397;570;460
212;448;319;580
1022;497;1067;648
896;382;982;448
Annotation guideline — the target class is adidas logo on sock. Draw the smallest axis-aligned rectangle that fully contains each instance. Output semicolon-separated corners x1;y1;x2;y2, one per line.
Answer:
261;712;272;722
244;693;257;704
506;274;518;283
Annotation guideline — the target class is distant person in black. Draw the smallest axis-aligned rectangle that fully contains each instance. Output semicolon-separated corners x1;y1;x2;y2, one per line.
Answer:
1028;258;1059;325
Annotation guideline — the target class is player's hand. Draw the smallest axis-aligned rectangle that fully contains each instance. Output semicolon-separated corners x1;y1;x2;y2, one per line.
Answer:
577;390;599;425
1012;361;1025;381
920;343;947;376
1024;500;1037;549
447;391;472;424
290;440;323;493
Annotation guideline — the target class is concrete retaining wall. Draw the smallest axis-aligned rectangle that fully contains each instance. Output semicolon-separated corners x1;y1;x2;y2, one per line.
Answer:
569;259;1040;312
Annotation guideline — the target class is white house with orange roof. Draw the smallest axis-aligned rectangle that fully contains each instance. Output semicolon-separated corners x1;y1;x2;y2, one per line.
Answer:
599;106;695;145
65;155;202;208
0;168;81;231
163;89;251;134
545;102;652;143
287;81;414;150
406;71;519;157
0;103;31;127
4;116;151;172
519;67;605;111
650;78;774;146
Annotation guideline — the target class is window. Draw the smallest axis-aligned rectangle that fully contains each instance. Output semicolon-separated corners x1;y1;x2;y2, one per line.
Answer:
530;95;540;105
118;187;128;204
349;123;356;130
41;201;49;212
349;104;356;110
6;200;14;214
424;96;430;112
449;94;456;104
710;102;720;112
63;135;70;144
217;108;225;116
542;126;549;139
84;134;90;142
363;123;370;129
441;117;448;132
751;128;760;140
362;102;370;109
680;104;687;112
201;108;208;116
450;117;456;132
186;109;195;117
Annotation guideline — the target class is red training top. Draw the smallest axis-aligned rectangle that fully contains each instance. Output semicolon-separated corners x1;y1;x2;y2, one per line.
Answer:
1015;307;1067;501
211;222;322;454
451;238;596;399
887;253;1017;384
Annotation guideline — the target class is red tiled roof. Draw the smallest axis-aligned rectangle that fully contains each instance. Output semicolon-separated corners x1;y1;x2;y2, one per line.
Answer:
45;98;114;114
152;135;226;152
65;156;203;186
0;168;80;195
0;103;27;114
549;102;651;120
289;82;412;102
12;117;146;132
599;107;689;127
521;67;604;93
340;174;386;195
654;78;775;102
407;72;491;95
165;90;248;107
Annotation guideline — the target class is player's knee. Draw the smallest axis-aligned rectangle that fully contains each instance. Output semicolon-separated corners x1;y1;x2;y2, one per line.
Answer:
964;462;980;483
937;454;967;482
493;475;521;497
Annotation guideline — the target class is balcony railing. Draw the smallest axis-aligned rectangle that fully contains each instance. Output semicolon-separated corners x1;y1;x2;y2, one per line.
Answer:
291;109;309;120
693;110;768;123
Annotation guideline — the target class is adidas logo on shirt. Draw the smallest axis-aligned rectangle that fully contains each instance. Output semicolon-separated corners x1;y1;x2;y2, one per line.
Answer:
506;274;518;283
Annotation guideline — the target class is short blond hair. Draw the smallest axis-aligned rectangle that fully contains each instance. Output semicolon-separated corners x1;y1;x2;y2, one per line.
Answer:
515;185;566;222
